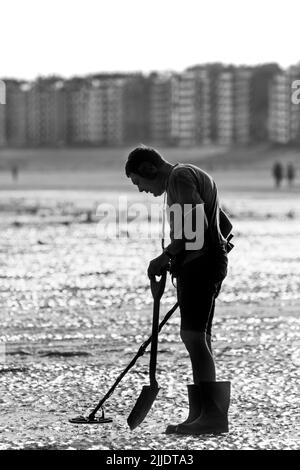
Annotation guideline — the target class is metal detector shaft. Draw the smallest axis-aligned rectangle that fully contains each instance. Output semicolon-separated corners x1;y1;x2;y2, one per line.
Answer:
88;301;178;421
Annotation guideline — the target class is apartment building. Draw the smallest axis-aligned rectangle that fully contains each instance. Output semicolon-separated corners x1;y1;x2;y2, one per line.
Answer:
234;68;252;144
149;65;251;147
65;78;90;144
250;63;281;142
5;80;27;146
269;65;300;144
268;74;290;143
90;77;126;145
148;73;173;145
171;68;211;147
216;70;233;145
216;67;251;145
66;76;126;146
102;77;125;146
123;74;150;144
27;78;66;146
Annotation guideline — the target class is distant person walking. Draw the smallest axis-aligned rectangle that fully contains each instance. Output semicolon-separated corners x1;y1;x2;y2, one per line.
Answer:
272;162;283;188
286;163;295;188
11;165;19;182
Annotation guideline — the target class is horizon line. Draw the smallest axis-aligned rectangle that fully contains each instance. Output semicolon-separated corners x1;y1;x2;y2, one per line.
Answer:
1;61;300;82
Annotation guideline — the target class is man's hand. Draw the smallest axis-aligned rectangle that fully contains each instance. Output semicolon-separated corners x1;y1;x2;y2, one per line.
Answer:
147;253;170;280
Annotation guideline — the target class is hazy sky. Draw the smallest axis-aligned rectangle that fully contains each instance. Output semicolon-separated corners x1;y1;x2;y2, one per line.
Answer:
1;0;299;79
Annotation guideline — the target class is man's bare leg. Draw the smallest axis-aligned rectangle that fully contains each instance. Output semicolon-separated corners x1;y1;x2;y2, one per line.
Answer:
180;330;216;384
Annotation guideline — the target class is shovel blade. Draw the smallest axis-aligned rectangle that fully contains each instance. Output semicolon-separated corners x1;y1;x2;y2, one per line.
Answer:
127;385;160;430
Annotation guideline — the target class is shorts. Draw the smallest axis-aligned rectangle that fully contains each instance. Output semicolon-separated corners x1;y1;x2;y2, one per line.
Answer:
176;250;227;334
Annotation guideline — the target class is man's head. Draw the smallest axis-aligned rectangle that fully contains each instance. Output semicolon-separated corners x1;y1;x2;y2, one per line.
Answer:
125;146;169;197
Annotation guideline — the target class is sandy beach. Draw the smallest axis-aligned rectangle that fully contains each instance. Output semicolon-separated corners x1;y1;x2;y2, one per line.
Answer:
0;176;299;450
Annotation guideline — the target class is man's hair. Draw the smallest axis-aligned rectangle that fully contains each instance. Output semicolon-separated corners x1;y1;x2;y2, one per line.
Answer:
125;146;165;179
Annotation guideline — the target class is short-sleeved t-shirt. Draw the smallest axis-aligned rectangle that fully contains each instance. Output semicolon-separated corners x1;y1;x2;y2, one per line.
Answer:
165;163;225;264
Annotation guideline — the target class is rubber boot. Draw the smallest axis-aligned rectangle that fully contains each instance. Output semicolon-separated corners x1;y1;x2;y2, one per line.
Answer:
175;381;230;435
165;385;202;434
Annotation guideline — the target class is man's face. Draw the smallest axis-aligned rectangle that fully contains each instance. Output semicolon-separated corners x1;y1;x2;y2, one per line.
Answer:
129;173;164;197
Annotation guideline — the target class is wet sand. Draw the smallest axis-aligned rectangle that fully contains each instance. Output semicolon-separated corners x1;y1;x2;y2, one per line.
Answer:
0;188;299;449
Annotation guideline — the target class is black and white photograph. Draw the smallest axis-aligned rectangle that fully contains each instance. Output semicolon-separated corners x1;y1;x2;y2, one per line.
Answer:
0;0;299;456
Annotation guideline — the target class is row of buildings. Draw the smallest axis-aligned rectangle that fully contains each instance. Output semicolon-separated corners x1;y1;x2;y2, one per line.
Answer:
0;63;299;148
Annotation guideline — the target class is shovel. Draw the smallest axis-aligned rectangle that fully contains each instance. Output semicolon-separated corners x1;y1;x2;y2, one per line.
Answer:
69;288;178;424
127;270;167;430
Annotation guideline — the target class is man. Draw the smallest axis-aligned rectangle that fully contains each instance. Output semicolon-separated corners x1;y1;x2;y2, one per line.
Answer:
272;161;283;188
125;146;231;436
286;162;295;188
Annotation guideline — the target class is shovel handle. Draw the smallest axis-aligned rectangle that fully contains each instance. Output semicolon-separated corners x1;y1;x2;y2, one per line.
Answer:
150;270;167;300
149;270;167;387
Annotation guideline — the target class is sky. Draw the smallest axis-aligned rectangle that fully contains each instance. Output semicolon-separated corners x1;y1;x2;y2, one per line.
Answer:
1;0;299;80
